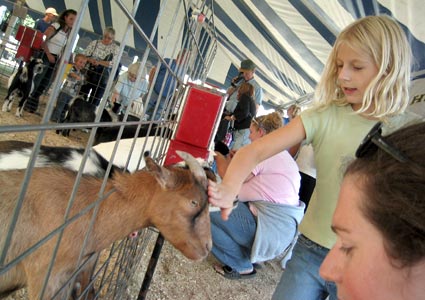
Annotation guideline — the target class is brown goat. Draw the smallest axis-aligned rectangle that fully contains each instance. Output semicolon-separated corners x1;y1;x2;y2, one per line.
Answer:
0;152;212;299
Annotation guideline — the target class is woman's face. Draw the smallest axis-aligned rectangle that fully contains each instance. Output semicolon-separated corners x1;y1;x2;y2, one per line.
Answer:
102;33;115;45
65;13;76;28
128;72;137;82
320;174;423;300
248;123;263;142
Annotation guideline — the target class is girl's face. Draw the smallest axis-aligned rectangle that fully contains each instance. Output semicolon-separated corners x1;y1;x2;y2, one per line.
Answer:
336;43;379;113
65;13;76;28
320;174;424;300
248;123;263;142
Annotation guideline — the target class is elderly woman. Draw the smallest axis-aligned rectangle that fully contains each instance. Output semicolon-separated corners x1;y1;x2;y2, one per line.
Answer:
320;121;425;299
80;27;119;106
110;62;149;120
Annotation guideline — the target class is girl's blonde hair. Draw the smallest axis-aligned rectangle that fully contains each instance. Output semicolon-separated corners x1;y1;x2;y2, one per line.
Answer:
252;112;282;134
314;15;411;118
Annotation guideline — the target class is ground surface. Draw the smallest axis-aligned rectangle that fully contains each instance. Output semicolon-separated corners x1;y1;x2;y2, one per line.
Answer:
0;99;285;300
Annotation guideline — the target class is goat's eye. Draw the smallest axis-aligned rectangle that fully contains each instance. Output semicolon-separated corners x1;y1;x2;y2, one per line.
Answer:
190;200;198;207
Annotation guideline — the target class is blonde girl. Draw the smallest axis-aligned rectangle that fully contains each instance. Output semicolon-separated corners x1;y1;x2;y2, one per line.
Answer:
209;15;415;300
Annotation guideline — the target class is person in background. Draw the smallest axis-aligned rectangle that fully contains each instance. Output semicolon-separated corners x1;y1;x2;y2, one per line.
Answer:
287;104;316;212
211;112;304;280
227;59;263;113
34;7;58;33
51;53;87;122
145;49;189;121
25;9;77;113
80;27;119;107
214;59;263;144
208;15;418;300
110;61;149;120
320;121;425;300
225;82;256;150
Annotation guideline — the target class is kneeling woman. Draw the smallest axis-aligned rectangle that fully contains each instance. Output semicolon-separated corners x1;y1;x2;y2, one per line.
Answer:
211;112;305;279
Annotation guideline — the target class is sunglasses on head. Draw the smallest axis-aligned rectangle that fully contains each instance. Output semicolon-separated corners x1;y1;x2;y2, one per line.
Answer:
355;122;410;163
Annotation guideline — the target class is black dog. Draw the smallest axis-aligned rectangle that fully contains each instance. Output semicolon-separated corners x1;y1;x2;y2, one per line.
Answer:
2;58;45;117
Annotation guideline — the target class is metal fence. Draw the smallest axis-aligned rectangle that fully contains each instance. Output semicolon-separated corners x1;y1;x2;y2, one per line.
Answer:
0;0;217;299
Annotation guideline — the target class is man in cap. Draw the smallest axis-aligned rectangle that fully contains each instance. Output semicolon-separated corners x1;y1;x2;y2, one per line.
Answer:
214;59;263;144
226;59;263;113
34;7;58;33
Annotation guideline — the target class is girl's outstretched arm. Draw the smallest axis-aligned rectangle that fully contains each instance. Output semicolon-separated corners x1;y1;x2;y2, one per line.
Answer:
208;116;306;220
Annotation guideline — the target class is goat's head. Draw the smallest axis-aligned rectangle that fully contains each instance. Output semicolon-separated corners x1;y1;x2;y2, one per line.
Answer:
30;58;45;76
143;152;212;261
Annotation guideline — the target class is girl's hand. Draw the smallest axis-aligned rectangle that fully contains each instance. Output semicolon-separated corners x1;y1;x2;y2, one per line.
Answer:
208;180;236;220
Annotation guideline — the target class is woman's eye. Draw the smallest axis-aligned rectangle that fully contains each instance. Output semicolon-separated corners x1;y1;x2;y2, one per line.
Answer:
339;246;353;255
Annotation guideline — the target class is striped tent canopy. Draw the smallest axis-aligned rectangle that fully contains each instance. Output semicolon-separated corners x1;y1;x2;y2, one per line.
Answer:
5;0;425;108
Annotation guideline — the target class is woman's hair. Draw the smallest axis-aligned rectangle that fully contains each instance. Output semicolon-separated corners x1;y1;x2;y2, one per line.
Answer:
287;104;301;119
238;82;254;98
127;62;140;75
345;121;425;267
103;27;116;38
314;15;411;118
57;9;77;29
252;112;282;134
127;62;147;78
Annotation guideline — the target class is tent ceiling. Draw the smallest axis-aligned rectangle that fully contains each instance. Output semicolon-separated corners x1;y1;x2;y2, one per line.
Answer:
13;0;425;107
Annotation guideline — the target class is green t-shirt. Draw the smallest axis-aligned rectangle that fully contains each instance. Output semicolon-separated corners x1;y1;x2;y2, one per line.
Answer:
299;104;422;248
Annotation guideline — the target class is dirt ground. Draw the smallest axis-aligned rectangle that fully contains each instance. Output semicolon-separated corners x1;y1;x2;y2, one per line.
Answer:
0;101;285;300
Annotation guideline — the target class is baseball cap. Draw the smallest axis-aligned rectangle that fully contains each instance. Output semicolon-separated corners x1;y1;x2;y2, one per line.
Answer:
45;7;58;16
239;59;256;72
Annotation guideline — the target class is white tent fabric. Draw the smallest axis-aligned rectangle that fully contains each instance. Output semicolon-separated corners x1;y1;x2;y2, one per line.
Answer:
13;0;425;107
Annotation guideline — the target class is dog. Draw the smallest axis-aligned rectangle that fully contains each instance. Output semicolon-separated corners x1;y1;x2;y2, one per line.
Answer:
2;58;45;117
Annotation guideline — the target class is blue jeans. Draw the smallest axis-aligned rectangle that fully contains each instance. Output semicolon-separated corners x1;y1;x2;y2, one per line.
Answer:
146;90;168;121
51;92;73;122
272;234;337;300
231;128;250;150
210;202;256;273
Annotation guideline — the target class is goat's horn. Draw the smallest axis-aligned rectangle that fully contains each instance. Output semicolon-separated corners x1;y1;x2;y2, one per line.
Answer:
176;150;207;189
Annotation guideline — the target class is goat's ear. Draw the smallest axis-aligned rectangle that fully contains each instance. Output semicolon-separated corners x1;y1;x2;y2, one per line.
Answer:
144;156;174;189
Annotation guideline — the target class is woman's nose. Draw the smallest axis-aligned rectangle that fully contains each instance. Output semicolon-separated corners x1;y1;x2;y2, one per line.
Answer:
319;247;342;283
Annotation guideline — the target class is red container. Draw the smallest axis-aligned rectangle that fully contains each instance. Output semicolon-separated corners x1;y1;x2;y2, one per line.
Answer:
164;84;226;166
15;25;44;62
